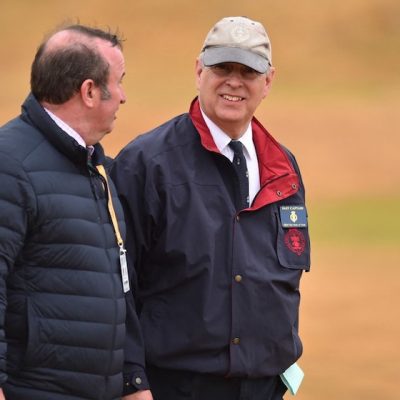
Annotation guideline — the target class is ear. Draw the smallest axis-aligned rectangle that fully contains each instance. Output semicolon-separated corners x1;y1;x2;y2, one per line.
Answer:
262;67;276;99
195;58;203;91
80;79;99;108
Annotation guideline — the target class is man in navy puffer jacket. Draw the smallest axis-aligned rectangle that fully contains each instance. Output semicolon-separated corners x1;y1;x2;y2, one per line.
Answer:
0;25;151;400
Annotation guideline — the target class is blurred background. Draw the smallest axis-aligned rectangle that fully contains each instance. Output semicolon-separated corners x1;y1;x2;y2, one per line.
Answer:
1;0;399;398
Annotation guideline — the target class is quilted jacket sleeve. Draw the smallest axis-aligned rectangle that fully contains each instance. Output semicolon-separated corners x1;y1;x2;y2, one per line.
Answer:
0;152;35;385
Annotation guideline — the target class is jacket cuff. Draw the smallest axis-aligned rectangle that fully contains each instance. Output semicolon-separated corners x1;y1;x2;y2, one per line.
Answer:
123;369;149;395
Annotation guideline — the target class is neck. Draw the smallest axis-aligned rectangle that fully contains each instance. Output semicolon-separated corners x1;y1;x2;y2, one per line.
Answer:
41;99;90;143
199;109;250;140
224;127;246;140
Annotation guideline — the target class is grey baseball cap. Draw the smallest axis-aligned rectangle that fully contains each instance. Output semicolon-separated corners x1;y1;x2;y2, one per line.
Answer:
200;16;272;74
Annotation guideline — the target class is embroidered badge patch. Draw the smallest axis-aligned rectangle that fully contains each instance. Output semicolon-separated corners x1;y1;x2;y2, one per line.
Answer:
280;206;307;228
284;229;306;256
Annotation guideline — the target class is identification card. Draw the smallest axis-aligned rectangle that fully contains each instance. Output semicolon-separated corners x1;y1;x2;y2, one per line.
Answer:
280;205;307;228
119;248;130;293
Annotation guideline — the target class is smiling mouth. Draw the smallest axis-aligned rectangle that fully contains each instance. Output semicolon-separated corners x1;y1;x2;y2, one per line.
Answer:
222;94;244;102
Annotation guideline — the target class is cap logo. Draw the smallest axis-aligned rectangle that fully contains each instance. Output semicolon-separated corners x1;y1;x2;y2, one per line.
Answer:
230;24;250;43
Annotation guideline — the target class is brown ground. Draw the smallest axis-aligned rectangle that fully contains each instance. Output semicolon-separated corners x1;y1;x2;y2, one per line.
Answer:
297;246;400;400
1;0;400;398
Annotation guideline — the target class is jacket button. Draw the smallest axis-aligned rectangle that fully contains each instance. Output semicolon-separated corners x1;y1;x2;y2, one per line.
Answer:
236;215;240;222
135;377;142;385
276;190;282;196
291;183;297;189
232;337;240;345
234;275;242;283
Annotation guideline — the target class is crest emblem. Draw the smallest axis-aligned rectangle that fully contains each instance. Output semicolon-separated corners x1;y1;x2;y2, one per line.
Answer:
290;211;298;223
284;229;306;256
230;24;250;43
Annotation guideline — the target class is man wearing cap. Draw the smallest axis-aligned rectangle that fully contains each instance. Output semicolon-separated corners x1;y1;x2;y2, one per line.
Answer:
111;16;310;400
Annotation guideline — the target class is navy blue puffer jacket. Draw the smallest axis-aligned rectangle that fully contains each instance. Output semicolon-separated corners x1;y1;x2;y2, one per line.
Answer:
0;94;129;400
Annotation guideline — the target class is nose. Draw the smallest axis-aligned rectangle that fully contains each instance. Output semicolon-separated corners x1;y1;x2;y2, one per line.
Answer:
225;71;243;87
120;88;127;104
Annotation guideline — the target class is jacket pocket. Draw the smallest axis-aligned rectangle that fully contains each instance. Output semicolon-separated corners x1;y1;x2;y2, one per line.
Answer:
275;211;310;271
24;298;40;366
292;326;303;359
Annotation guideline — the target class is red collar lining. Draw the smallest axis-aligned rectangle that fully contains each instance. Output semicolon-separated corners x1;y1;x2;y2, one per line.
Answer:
189;98;299;210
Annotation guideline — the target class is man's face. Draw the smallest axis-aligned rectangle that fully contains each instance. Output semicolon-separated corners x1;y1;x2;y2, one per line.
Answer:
88;41;126;145
195;60;274;138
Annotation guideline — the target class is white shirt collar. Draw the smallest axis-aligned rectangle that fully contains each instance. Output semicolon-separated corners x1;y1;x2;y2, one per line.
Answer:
44;108;87;149
200;108;260;206
200;108;256;160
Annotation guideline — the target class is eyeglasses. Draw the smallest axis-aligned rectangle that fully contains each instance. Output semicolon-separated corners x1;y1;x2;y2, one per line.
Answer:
206;63;265;80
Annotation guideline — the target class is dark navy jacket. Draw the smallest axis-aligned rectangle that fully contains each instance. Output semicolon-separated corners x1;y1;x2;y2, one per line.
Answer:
0;95;146;400
111;98;310;378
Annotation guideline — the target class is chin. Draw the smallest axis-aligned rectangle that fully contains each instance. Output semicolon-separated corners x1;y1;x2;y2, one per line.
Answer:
104;124;114;135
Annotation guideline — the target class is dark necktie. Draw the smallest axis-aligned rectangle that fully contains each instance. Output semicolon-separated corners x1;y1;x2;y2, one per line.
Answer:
229;140;249;209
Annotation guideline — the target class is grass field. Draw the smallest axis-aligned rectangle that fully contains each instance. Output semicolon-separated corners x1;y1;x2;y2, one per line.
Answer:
310;197;400;246
1;0;400;398
296;195;400;399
